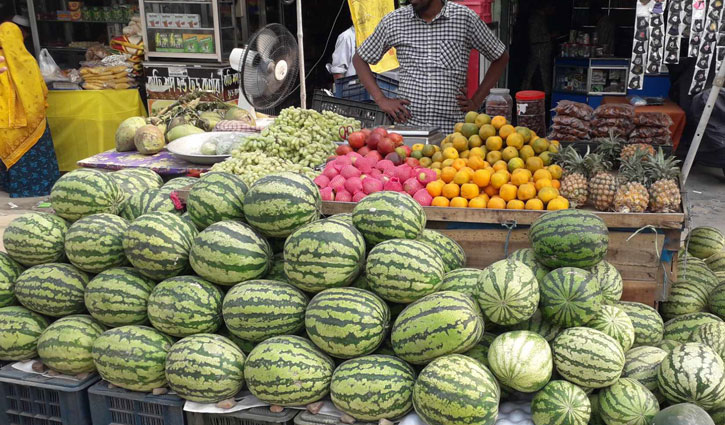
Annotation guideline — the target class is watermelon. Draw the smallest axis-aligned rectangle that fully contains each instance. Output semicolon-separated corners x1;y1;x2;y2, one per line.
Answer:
507;309;562;342
189;221;272;286
709;283;725;320
717;270;725;285
14;263;89;317
691;322;725;361
123;212;197;281
588;260;623;304
462;333;498;368
84;267;155;327
663;312;723;343
0;252;24;307
223;330;257;354
589;391;605;425
529;210;609;269
412;354;500;425
706;251;725;273
330;355;415;421
657;342;725;409
653;404;715;425
147;275;223;337
92;325;174;391
223;280;307;342
162;176;198;190
661;281;710;320
51;168;124;221
657;339;683;354
64;213;129;273
37;314;105;374
679;258;719;293
622;346;668;401
305;288;390;358
392;291;483;365
265;253;287;282
540;267;602;328
687;227;725;259
710;400;725;425
3;212;67;266
552;327;625;389
327;213;353;225
352;191;426;245
508;248;550;283
438;268;482;295
476;259;539;326
587;305;635;352
243;172;321;238
417;230;466;272
119;188;181;221
599;378;659;425
531;380;591;425
0;306;48;360
487;331;552;392
617;301;664;346
244;335;334;406
366;239;445;303
186;171;248;230
110;168;163;198
284;219;366;292
165;333;246;403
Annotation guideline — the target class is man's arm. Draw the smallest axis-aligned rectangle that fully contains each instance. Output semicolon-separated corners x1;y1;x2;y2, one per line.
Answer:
353;53;411;121
457;51;509;112
333;73;345;80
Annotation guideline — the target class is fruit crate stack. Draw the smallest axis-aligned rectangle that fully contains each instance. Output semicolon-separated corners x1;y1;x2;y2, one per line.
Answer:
186;406;298;425
88;380;186;425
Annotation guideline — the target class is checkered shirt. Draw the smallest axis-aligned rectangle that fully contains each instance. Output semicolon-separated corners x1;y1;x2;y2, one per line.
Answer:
357;0;505;132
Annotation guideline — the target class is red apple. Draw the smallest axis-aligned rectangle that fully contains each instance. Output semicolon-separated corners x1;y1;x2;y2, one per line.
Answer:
385;152;402;166
336;144;353;156
361;128;372;137
405;157;420;168
389;132;404;146
378;138;396;155
348;131;366;150
365;150;383;162
357;146;371;156
366;133;382;150
372;127;388;138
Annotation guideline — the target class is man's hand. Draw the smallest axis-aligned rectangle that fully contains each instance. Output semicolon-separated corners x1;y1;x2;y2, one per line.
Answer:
0;56;6;75
378;97;412;123
457;94;479;112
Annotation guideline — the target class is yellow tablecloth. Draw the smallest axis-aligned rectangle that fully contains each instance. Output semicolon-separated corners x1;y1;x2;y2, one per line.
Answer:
46;89;147;171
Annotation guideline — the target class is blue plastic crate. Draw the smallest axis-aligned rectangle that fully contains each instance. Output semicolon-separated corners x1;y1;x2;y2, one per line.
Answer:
334;74;398;102
0;364;99;425
89;380;186;425
186;406;298;425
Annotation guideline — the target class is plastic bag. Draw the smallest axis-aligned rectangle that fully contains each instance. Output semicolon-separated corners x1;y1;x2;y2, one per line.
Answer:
629;136;672;145
552;100;593;120
552;115;590;132
38;48;69;83
590;118;635;135
630;126;672;139
594;103;635;119
633;112;674;128
590;125;633;138
549;124;590;140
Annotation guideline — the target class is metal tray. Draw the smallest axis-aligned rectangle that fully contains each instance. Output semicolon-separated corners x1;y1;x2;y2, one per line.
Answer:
166;131;255;165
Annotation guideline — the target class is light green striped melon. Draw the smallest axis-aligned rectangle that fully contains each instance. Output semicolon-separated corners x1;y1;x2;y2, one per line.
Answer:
589;391;605;425
656;339;682;354
617;301;664;346
64;213;129;273
661;281;710;321
678;258;719;293
622;346;668;401
110;168;163;199
187;171;248;230
352;191;426;245
476;259;539;326
190;221;272;286
687;227;725;259
462;333;498;368
531;380;591;425
51;168;124;221
508;309;562;342
14;263;89;317
438;268;482;296
37;314;105;374
265;252;287;282
162;176;198;191
552;327;625;389
413;354;500;425
147;275;223;337
657;343;725;409
327;213;353;225
3;212;67;266
92;325;173;391
508;248;550;283
529;210;609;268
706;251;725;273
0;252;24;307
540;267;602;328
487;331;552;392
710;400;725;425
663;312;723;343
330;355;415;421
709;283;725;320
165;334;246;403
691;322;725;361
119;188;181;221
0;306;48;360
599;378;659;425
244;335;334;406
588;260;623;304
84;267;155;327
222;329;257;354
587;305;635;352
392;291;483;365
417;229;466;272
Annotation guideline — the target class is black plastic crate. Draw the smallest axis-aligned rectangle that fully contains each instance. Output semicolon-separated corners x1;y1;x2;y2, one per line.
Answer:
89;380;186;425
186;406;298;425
0;364;99;425
334;74;398;102
311;91;393;129
294;411;375;425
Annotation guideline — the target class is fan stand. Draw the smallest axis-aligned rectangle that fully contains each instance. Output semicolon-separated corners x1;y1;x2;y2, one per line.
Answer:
296;0;307;109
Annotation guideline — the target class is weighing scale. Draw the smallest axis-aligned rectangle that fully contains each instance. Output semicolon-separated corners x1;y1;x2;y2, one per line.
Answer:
383;125;446;146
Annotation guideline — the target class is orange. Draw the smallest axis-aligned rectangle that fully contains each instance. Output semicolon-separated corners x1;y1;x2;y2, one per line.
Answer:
499;183;517;202
432;152;443;163
487;196;506;209
515;126;533;143
539;151;553;166
470;147;486;158
468;155;485;171
485;136;503;152
461;183;480;200
462;167;475;177
479;124;497;140
460;150;471;159
525;198;545;210
490;171;509;189
552;179;561;189
506;133;525;150
442;158;455;168
431;196;450;207
486;150;502;165
499;124;515;139
519;145;535;162
493;160;508;172
468;135;483;148
511;171;530;186
412;143;425;152
422;144;437;157
547;196;570;210
426;180;445;197
452;158;467;171
538;186;559;204
526;156;544;172
451;133;469;152
517;183;537;201
441;166;457;183
532;138;550;154
547;164;563;179
450;197;468;208
443;147;459;160
483;185;499;197
535;178;553;191
420;157;433;168
453;170;471;185
508;157;525;173
491;116;507;130
453;123;464;133
533;169;553;181
473;169;492;188
502;146;519;162
469;196;487;209
507;199;525;210
442;183;460;199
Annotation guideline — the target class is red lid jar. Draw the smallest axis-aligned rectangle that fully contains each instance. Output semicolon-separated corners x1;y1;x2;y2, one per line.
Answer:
515;90;546;136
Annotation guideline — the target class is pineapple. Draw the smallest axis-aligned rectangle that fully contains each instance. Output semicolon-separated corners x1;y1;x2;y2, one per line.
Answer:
614;150;650;213
587;153;618;211
645;148;682;213
620;143;655;162
555;146;589;207
594;129;625;166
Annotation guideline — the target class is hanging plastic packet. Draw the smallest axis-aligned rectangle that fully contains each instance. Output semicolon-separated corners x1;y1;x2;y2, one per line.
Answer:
689;0;723;94
716;3;725;71
647;0;667;74
629;2;652;90
664;0;686;65
689;0;708;57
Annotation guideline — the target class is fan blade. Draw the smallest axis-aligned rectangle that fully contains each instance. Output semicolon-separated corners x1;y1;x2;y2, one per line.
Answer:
255;28;277;61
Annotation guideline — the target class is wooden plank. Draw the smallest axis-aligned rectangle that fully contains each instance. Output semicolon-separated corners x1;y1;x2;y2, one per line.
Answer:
621;281;659;307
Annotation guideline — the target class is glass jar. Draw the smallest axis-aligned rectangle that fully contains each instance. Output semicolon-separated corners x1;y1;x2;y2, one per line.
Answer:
485;88;513;123
516;90;546;136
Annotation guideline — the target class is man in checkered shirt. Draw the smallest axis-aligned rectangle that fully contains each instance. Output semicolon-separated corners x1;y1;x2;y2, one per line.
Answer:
353;0;509;132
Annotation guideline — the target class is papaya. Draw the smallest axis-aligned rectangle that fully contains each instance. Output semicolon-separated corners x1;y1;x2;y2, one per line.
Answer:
134;125;165;154
115;116;146;151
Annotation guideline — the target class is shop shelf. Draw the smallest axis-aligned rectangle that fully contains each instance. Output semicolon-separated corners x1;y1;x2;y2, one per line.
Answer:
334;74;398;102
89;380;186;425
186;406;298;425
311;91;393;128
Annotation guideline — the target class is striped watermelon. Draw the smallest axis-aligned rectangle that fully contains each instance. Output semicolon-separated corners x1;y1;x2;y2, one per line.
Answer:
0;253;24;307
330;355;416;421
243;172;321;238
3;212;67;266
661;281;710;320
51;168;123;221
622;346;668;401
85;267;155;327
663;312;723;343
305;288;390;358
123;212;197;281
37;314;105;374
327;213;353;225
529;210;609;269
392;291;483;365
599;378;659;425
709;283;725;320
691;322;725;361
588;260;623;304
531;380;591;425
687;227;725;259
64;213;129;273
0;306;48;361
717;270;725;285
462;333;498;368
438;268;482;296
587;305;635;352
265;253;287;282
417;230;466;272
162;176;198;190
706;251;725;273
487;331;552;392
366;239;445;303
589;392;604;425
552;327;625;388
352;191;426;246
14;263;89;317
476;259;539;326
147;275;223;337
412;354;500;425
284;219;366;293
92;325;174;391
710;400;725;425
540;267;602;328
165;334;246;403
657;343;725;409
186;172;248;230
244;335;334;406
190;221;272;286
508;248;550;283
679;257;719;293
222;329;257;354
119;188;181;221
656;339;682;354
109;168;163;198
617;301;664;346
507;309;562;342
223;280;308;342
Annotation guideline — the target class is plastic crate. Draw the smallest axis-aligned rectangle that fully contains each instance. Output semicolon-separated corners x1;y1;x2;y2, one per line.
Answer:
0;364;99;425
454;0;493;23
334;74;398;102
311;91;393;128
294;411;375;425
186;406;298;425
88;380;186;425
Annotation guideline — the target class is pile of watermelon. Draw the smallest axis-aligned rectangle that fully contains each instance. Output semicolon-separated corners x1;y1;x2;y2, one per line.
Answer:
1;166;725;425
